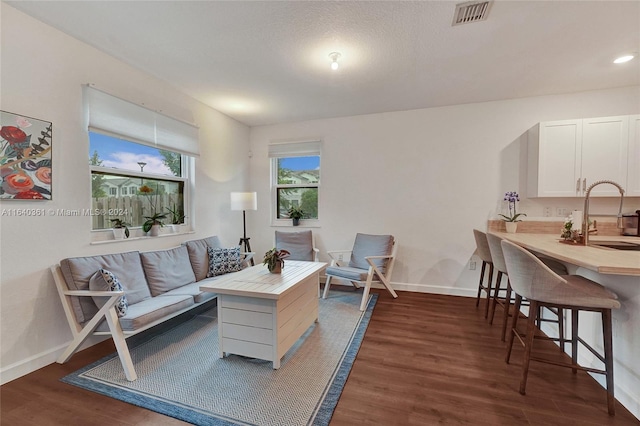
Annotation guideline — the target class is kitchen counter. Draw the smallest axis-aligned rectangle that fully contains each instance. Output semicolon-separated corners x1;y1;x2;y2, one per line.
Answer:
490;232;640;276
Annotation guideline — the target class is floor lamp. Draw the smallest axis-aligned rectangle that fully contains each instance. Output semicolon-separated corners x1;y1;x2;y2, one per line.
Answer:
231;192;257;265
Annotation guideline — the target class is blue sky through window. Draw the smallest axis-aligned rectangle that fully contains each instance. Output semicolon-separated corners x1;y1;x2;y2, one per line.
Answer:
279;156;320;171
89;132;173;175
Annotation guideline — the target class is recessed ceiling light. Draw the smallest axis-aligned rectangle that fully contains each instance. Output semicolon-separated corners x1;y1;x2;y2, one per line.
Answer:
329;52;341;70
613;55;634;64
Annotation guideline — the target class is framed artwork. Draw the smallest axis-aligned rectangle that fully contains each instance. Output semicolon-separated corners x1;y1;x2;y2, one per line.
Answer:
0;111;52;200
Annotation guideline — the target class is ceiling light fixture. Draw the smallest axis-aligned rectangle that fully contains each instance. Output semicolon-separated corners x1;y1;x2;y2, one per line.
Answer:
613;54;634;64
329;52;341;70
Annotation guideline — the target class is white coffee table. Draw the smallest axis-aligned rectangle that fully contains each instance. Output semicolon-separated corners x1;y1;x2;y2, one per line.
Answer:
199;260;326;369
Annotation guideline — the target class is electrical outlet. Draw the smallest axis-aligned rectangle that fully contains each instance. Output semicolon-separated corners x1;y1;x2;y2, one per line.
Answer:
338;254;343;261
543;207;552;217
469;260;476;270
556;207;568;217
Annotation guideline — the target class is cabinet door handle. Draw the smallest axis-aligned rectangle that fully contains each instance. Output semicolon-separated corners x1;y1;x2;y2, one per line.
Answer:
576;179;580;192
583;178;586;192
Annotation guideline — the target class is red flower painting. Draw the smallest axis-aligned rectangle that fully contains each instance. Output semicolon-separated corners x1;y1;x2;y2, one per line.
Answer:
0;111;52;200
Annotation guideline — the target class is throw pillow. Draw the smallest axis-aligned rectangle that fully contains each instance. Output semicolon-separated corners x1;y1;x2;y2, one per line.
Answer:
89;268;128;317
207;247;242;277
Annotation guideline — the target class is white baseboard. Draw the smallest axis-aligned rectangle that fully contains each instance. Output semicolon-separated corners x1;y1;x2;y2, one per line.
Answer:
0;335;106;385
321;277;477;298
0;343;67;385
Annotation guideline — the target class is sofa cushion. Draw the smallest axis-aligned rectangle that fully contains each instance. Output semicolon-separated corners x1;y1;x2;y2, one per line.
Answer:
96;294;194;332
183;236;223;281
89;269;128;317
349;234;394;273
207;247;242;277
161;281;217;304
60;251;151;324
140;246;196;296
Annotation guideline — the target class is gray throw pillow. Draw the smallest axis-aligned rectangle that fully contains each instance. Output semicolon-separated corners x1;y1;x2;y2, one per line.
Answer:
89;269;128;317
207;247;242;277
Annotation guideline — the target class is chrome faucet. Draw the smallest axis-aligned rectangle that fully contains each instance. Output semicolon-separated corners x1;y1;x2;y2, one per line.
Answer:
582;180;625;246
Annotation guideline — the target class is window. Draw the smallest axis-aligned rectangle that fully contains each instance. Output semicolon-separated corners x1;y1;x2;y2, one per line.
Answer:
85;85;198;235
90;133;186;231
269;140;321;224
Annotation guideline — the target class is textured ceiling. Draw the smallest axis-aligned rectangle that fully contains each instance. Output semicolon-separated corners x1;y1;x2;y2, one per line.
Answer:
6;1;640;126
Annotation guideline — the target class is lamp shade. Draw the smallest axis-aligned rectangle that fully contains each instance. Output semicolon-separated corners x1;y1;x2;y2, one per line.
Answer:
230;192;257;211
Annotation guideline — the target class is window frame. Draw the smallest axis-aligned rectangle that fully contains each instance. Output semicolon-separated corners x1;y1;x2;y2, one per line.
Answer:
89;150;191;239
269;140;321;228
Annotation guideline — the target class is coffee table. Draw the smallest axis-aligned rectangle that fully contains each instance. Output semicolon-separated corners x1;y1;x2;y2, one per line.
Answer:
199;260;326;369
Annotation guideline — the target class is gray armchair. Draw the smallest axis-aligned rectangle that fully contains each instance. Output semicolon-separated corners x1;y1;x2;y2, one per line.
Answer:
322;233;398;311
275;230;319;261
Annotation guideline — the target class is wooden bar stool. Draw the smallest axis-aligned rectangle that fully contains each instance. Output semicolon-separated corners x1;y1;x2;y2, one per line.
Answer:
472;230;495;319
501;240;620;416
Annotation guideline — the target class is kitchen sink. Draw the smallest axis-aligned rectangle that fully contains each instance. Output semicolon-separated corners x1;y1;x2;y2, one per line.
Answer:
589;241;640;251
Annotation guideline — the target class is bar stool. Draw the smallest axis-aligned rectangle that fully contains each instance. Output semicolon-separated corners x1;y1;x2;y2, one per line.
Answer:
486;233;567;345
485;233;515;341
472;230;494;318
501;240;620;416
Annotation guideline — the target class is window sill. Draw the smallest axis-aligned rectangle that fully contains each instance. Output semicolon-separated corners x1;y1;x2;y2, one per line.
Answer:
90;226;194;245
270;219;321;229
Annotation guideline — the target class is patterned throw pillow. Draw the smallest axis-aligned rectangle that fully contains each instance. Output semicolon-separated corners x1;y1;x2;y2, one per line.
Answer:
207;247;242;277
89;268;128;317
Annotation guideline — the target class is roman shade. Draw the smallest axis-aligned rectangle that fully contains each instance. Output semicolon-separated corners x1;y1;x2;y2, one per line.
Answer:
268;140;321;158
84;85;200;157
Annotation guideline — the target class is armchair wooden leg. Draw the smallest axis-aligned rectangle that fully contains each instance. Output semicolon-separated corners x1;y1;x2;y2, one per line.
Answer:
322;275;333;299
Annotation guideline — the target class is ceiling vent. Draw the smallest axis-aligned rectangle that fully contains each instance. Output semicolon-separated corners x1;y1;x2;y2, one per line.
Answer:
452;1;492;26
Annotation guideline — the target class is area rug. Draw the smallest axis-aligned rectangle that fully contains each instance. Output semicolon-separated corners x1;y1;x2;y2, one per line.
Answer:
62;292;377;426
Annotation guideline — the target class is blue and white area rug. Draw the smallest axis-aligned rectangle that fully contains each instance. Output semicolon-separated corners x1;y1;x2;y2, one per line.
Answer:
62;292;377;426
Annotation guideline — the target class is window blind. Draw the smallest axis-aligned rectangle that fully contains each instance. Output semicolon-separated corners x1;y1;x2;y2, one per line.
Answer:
84;85;200;157
268;140;321;158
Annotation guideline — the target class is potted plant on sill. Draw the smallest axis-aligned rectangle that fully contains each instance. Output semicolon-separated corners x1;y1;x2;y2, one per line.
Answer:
263;248;290;273
140;183;167;236
142;212;167;236
287;206;305;226
166;203;186;233
110;218;130;239
499;191;526;233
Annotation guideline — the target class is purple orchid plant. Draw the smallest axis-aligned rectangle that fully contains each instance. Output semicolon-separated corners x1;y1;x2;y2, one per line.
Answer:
499;191;527;222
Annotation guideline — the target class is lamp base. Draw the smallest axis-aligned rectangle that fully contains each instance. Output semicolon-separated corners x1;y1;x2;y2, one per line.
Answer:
239;237;255;265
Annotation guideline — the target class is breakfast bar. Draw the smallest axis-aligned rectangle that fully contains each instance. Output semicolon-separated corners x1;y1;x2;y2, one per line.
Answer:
490;232;640;276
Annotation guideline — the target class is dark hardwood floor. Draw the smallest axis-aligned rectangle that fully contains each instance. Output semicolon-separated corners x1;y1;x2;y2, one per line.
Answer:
2;290;638;425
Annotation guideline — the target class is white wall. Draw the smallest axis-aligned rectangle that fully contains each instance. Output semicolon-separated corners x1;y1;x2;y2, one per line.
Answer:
0;4;250;383
248;86;640;292
249;87;640;418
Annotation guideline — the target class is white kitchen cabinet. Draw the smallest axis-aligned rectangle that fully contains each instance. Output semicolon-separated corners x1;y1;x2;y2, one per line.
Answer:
627;115;640;197
528;115;629;197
